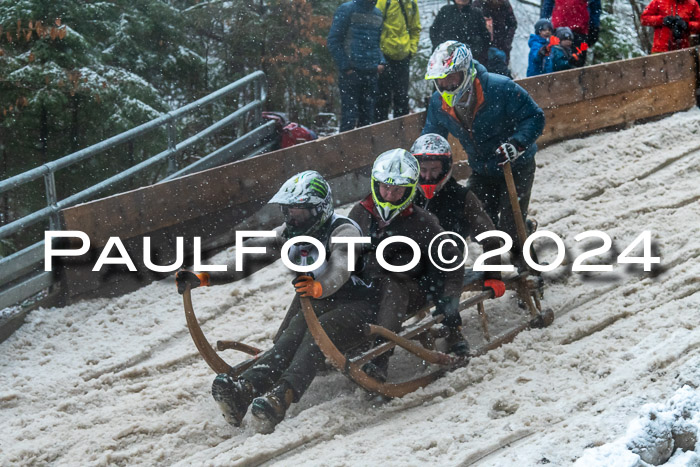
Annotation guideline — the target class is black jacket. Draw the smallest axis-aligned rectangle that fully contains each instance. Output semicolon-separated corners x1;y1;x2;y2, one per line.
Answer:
429;4;492;63
414;177;501;279
349;196;464;303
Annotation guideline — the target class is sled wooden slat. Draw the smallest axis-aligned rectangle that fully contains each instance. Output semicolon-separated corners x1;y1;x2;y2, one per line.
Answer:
216;340;261;356
366;324;455;366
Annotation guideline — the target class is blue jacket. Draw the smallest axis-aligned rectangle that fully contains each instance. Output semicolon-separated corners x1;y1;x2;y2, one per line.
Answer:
422;62;545;178
545;45;574;73
527;34;551;77
327;0;385;72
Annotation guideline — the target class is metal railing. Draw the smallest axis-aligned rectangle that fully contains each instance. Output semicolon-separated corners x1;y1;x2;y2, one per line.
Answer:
0;70;276;311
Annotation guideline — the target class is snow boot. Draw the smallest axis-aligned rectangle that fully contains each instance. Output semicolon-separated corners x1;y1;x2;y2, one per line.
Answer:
445;326;470;358
250;381;295;433
211;374;256;427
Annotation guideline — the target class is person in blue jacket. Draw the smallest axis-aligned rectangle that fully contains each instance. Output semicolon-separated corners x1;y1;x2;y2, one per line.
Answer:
422;41;545;266
545;27;576;73
527;19;554;77
327;0;386;132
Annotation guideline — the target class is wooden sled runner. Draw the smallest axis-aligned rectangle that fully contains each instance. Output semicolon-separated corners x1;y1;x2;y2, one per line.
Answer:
182;266;553;398
182;161;553;398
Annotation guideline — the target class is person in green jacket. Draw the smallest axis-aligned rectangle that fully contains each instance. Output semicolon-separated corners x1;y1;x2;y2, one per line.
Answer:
375;0;421;122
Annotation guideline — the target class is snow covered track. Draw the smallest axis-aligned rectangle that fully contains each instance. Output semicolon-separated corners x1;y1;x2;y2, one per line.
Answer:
1;109;700;465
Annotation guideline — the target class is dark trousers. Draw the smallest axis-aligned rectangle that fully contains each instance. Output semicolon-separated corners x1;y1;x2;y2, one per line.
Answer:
373;274;426;334
467;158;536;250
241;295;374;402
339;70;378;132
375;57;410;122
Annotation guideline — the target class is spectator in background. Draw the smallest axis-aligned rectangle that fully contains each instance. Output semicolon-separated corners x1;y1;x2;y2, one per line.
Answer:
473;0;518;64
327;0;386;132
641;0;700;52
527;19;553;77
540;0;601;66
545;27;576;73
374;0;422;122
430;0;492;64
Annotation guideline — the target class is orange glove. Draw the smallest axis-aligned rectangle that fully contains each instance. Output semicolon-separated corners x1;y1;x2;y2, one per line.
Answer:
175;270;210;294
293;275;323;298
483;279;506;298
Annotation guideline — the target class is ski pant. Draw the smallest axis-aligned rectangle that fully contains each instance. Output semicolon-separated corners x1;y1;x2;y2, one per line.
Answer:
467;157;536;260
373;274;426;333
241;294;375;402
338;70;378;132
375;57;410;122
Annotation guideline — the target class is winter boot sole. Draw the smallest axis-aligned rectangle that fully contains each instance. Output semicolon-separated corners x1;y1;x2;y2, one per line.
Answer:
250;397;285;434
211;374;250;427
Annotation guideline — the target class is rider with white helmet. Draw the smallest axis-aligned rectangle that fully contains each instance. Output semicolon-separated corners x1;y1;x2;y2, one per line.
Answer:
176;170;373;433
411;133;507;312
423;41;545;271
349;149;466;380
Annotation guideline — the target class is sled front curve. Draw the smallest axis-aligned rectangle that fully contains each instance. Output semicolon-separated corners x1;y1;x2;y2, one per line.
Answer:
183;285;233;374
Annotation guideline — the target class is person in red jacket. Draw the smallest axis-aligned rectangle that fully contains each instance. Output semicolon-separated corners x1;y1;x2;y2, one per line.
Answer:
641;0;700;52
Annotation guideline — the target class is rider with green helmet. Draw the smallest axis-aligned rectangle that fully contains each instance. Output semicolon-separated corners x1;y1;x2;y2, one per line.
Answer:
176;170;373;433
349;149;467;381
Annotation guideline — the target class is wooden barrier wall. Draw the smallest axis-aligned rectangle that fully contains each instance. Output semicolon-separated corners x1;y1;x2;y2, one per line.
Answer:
58;48;698;302
521;48;698;145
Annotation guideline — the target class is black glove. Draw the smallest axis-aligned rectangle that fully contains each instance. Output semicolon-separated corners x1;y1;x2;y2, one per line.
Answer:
671;17;688;39
432;297;461;329
537;45;549;57
175;269;207;295
587;26;599;46
496;139;524;166
663;15;676;28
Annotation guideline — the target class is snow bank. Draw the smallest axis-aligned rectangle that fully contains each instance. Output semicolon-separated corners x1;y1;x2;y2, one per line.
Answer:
575;386;700;466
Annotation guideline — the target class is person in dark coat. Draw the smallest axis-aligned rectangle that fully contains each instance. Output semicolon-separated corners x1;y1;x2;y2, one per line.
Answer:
641;0;700;52
423;41;545;266
411;133;506;299
177;171;374;432
430;0;492;64
349;149;467;380
327;0;386;132
473;0;518;63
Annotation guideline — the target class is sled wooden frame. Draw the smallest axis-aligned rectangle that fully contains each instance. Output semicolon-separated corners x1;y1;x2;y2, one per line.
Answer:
182;268;552;397
182;160;553;398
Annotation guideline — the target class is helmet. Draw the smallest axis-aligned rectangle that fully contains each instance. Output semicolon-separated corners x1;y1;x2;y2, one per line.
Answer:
370;149;419;223
425;41;476;108
534;19;553;35
410;133;453;200
269;170;333;238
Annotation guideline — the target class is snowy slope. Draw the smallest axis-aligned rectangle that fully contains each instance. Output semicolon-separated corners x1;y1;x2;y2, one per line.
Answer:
1;108;700;466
